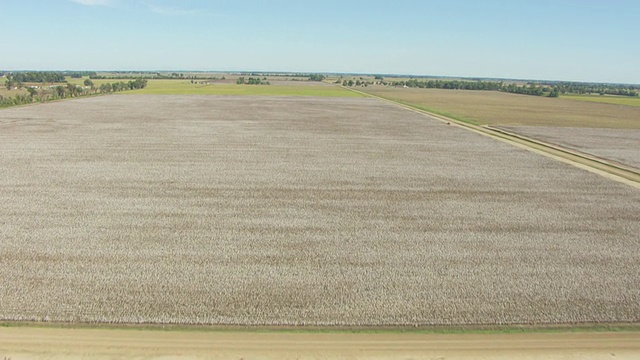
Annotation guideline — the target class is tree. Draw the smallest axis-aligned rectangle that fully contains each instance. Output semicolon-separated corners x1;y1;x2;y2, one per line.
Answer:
27;87;38;97
100;83;112;93
84;79;94;88
67;83;81;97
127;78;147;89
236;77;245;84
55;85;67;98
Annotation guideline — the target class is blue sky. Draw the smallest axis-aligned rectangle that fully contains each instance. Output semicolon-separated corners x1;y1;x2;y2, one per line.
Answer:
1;0;638;83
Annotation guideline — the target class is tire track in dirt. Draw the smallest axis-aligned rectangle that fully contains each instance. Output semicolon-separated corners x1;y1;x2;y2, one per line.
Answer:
1;327;640;359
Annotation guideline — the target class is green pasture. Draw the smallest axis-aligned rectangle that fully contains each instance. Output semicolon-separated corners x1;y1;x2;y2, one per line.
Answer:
563;94;640;107
0;88;27;97
65;76;118;87
134;80;363;97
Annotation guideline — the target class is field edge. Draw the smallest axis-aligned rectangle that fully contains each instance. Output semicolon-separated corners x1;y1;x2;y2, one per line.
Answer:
344;86;640;187
2;321;639;334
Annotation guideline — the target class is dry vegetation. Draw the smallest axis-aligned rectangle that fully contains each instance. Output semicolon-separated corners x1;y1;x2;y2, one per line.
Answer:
497;126;640;170
1;95;639;326
363;86;640;129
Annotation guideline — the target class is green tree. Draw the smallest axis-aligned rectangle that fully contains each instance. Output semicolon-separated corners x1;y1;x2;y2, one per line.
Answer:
67;83;81;97
27;87;38;97
55;85;66;98
100;83;112;93
84;79;94;88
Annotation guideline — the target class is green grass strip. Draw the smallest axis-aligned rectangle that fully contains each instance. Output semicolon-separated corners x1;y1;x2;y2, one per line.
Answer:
133;81;363;97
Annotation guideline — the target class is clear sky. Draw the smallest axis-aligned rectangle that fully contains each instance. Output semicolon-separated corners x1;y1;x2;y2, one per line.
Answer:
1;0;638;83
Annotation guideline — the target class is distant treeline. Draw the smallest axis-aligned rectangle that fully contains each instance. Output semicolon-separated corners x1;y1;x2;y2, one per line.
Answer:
68;71;98;78
1;78;147;108
541;82;639;97
384;79;561;97
91;73;228;80
236;77;270;85
92;72;181;80
5;71;66;83
4;71;98;83
97;78;148;93
344;78;638;98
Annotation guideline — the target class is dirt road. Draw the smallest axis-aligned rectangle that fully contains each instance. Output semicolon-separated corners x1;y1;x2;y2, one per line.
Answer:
352;87;640;187
1;327;639;359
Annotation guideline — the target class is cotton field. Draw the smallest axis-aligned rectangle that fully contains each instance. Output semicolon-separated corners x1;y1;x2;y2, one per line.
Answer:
1;95;639;325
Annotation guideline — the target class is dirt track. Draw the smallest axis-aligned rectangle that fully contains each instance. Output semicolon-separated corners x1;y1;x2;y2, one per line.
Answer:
1;327;639;359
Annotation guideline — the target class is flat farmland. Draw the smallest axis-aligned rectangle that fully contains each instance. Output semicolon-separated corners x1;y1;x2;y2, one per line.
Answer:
563;94;640;107
1;95;639;326
134;79;361;97
362;87;640;128
497;125;640;170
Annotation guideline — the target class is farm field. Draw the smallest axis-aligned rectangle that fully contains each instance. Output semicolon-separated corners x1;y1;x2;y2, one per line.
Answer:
0;87;27;98
1;95;639;326
563;94;640;107
361;86;640;128
134;79;361;97
496;125;640;170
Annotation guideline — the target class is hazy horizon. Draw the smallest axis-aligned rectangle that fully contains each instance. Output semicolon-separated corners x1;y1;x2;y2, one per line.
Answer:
4;69;639;86
1;0;638;84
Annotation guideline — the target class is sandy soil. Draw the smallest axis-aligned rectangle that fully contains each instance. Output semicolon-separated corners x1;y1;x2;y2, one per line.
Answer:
1;327;639;359
496;126;640;170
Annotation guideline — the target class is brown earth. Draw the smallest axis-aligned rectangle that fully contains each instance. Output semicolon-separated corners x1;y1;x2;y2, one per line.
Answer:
1;327;640;359
363;86;640;128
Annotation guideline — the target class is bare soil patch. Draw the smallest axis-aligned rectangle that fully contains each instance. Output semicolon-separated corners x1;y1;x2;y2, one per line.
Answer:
1;327;639;360
1;95;639;326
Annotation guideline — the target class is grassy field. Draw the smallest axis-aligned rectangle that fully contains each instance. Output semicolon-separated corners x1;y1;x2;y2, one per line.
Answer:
66;76;116;87
562;94;640;107
0;88;27;98
361;86;640;129
1;95;639;326
133;79;362;97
